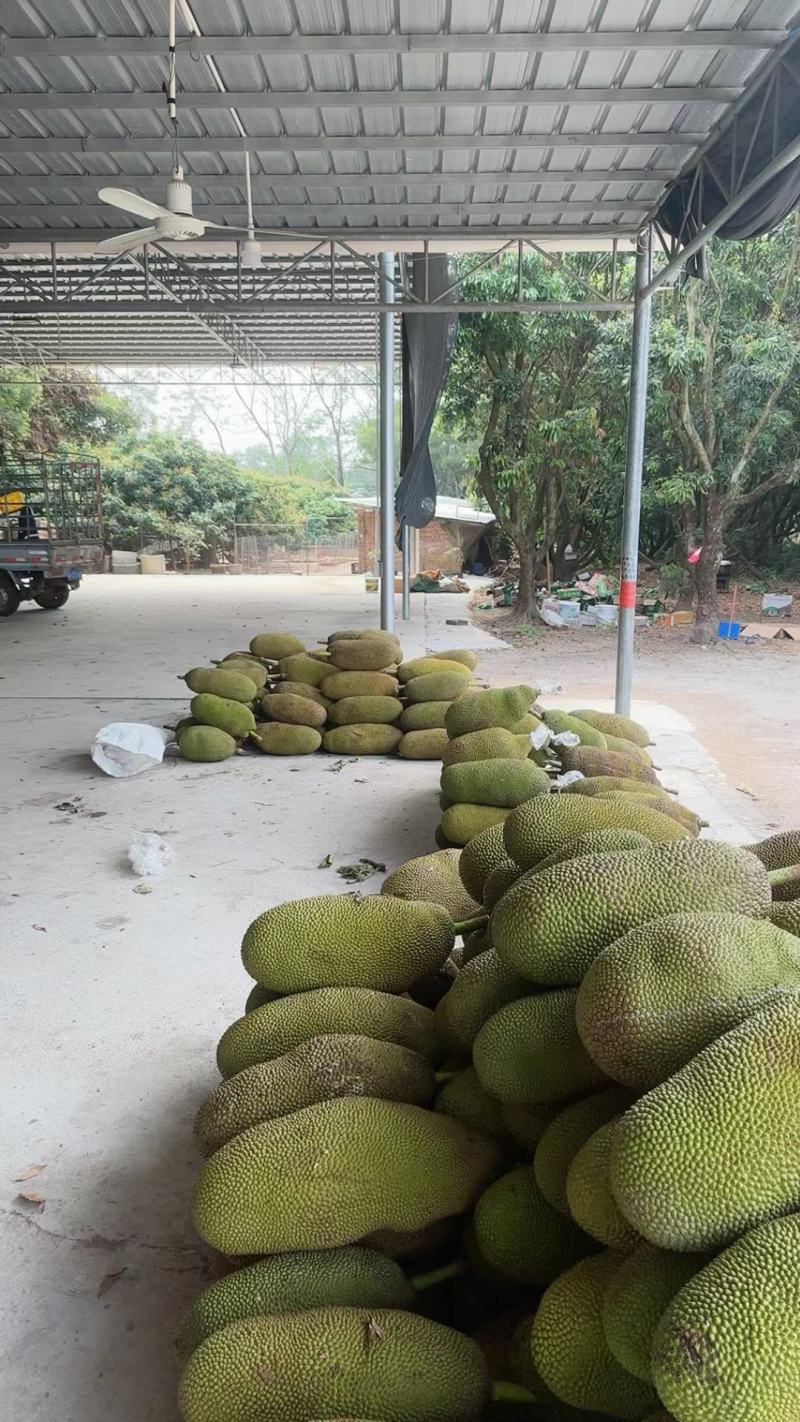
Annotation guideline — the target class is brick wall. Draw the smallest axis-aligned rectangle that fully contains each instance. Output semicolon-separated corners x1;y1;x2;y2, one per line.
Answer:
356;508;481;575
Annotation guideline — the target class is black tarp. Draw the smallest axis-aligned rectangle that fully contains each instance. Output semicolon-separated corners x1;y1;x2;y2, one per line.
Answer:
394;254;457;539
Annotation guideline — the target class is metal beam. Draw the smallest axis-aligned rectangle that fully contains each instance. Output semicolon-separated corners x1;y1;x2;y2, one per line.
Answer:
378;252;396;633
615;227;653;717
0;133;708;155
0;170;676;194
0;224;641;244
0;201;652;225
0;299;632;314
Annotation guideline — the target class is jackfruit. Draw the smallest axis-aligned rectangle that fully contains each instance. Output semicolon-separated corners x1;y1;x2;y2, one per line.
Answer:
482;861;521;910
249;632;306;660
504;795;687;870
602;734;654;766
591;789;704;836
570;709;651;748
492;840;769;986
445;685;537;739
182;667;257;703
405;671;472;703
179;1307;489;1422
190;693;256;740
652;1214;800;1422
532;828;654;875
531;1253;658;1419
194;1035;437;1154
244;982;279;1013
749;827;800;900
173;717;197;737
276;652;330;687
559;745;660;785
435;1066;512;1145
459;822;511;901
323;725;403;756
534;1088;637;1220
437;647;479;670
462;927;492;963
192;1097;504;1255
500;1102;560;1156
564;775;671;799
322;671;400;700
380;849;481;922
509;712;543;736
330;636;399;671
398;729;449;760
601;1243;704;1384
242;892;455;994
249;723;321;755
278;680;331;708
441;759;551;810
216;657;268;689
470;1165;592;1289
328;696;403;726
217;988;438;1077
473;991;609;1105
435;825;458;850
566;1119;641;1251
773;901;800;935
398;657;473;683
541;709;608;749
441;804;511;846
399;700;452;731
442;727;532;766
175;1246;414;1362
576;912;800;1089
435;950;527;1054
260;691;327;728
179;725;237;762
363;1217;459;1261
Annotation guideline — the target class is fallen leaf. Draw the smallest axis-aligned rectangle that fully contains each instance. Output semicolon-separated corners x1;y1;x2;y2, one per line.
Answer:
13;1164;46;1181
318;853;334;868
336;858;386;884
32;924;47;932
132;883;153;895
97;1268;127;1298
17;1190;45;1206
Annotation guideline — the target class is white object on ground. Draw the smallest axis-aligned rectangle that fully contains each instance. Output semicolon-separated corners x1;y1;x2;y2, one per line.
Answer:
91;722;171;778
127;832;175;877
530;724;551;751
556;771;585;788
550;731;581;748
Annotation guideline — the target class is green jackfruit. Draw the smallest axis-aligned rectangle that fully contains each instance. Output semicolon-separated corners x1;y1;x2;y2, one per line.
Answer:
509;712;543;736
564;775;672;799
436;648;479;670
278;681;332;709
461;926;492;963
566;1119;640;1251
531;828;654;875
399;700;452;731
176;1246;414;1362
249;723;321;755
249;633;306;660
576;912;800;1089
179;725;237;762
601;1243;705;1384
217;988;437;1078
749;828;800;900
492;840;769;987
321;671;400;700
244;982;279;1013
323;725;403;756
380;849;480;922
260;691;327;728
276;652;330;686
363;1216;459;1261
242;892;454;994
190;694;256;739
435;1067;512;1145
652;1214;800;1422
445;685;537;739
459;822;510;901
570;709;651;748
611;992;800;1252
195;1035;436;1155
441;804;511;846
398;657;473;684
192;1097;504;1255
328;628;393;643
482;861;521;910
773;901;800;935
441;758;551;809
179;1307;489;1422
173;717;197;737
473;991;609;1105
330;636;399;671
602;734;654;766
182;667;256;703
405;671;472;703
398;729;449;760
534;1088;636;1216
541;709;608;749
216;658;268;689
591;789;704;836
504;795;687;870
470;1165;592;1290
531;1253;658;1419
435;825;458;850
500;1102;560;1156
559;745;660;784
328;696;403;726
435;950;527;1054
442;727;532;766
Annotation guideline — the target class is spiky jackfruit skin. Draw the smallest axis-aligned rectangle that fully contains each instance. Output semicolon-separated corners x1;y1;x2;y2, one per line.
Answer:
576;912;800;1089
504;795;687;870
179;1307;489;1422
194;1035;437;1155
435;950;527;1054
398;729;449;760
566;1119;641;1252
260;691;328;728
189;693;256;739
441;804;511;846
565;776;670;799
531;1254;658;1419
602;734;654;766
217;658;268;689
249;633;306;660
441;759;551;809
175;1247;414;1363
435;1067;513;1146
244;982;280;1013
470;1165;593;1289
483;861;522;910
405;671;473;703
183;667;257;703
277;680;332;709
601;1243;704;1384
534;1089;636;1216
749;828;800;901
591;790;703;835
611;992;800;1251
509;712;542;736
773;901;800;935
445;685;537;739
217;988;438;1078
435;647;479;670
541;709;608;749
492;841;771;987
473;991;609;1106
442;727;532;767
179;725;237;762
559;745;659;784
321;671;400;700
276;652;330;687
249;723;322;755
242;893;454;995
461;927;492;963
459;823;509;901
398;657;473;684
380;849;480;922
329;636;399;671
399;700;452;731
362;1217;459;1261
532;828;653;875
323;725;403;756
570;709;651;748
498;1103;559;1156
328;696;403;726
652;1214;800;1422
192;1097;504;1255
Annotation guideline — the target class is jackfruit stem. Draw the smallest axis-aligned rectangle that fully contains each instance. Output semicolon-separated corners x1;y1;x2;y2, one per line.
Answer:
491;1381;538;1404
452;915;488;937
409;1259;465;1292
769;863;800;887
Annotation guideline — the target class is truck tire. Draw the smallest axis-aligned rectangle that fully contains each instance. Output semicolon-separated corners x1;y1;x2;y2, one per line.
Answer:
34;583;70;610
0;574;20;617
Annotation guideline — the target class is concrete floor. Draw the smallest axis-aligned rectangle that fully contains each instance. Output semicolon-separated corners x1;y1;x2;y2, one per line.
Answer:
0;574;762;1421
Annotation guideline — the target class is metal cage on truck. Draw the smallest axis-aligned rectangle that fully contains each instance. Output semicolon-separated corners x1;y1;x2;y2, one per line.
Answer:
0;454;104;616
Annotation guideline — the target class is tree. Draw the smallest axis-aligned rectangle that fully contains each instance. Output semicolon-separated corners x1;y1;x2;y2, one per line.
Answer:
0;365;41;453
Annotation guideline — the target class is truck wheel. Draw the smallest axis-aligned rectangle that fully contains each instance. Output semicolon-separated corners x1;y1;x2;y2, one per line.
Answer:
0;574;21;617
34;584;70;610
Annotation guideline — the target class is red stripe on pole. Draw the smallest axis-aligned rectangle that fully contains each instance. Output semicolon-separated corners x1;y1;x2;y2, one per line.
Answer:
618;579;637;609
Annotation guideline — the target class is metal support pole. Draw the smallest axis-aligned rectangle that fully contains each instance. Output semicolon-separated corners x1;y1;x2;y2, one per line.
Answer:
615;226;653;717
378;250;396;632
401;522;411;621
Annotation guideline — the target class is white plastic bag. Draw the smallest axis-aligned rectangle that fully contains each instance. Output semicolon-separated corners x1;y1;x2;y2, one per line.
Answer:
91;722;171;778
128;831;175;876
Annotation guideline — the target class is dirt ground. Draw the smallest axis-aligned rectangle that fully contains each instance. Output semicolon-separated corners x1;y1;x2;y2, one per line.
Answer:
474;607;800;834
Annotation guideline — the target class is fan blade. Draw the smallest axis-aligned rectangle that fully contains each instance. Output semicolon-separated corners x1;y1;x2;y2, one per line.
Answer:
201;220;256;235
97;226;159;252
98;187;171;221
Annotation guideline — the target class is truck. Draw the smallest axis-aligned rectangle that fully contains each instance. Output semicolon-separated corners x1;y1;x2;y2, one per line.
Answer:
0;454;104;616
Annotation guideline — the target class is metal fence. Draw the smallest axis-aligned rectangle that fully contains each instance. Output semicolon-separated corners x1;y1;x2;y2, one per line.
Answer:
233;522;359;575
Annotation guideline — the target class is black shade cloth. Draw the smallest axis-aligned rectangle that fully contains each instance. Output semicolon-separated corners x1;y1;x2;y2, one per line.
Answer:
394;254;457;537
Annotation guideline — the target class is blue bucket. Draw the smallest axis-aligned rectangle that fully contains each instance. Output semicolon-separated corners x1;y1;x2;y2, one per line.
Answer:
718;620;741;640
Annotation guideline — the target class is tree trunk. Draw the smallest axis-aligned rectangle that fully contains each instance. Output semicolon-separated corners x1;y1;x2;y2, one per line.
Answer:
515;539;537;618
690;493;723;645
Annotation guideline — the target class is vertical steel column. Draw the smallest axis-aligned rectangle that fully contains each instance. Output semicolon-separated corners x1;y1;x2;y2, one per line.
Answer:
378;251;396;632
615;226;653;716
401;523;411;620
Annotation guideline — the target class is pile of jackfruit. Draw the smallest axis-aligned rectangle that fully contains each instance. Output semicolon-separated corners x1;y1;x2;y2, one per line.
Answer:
177;688;800;1422
175;628;479;763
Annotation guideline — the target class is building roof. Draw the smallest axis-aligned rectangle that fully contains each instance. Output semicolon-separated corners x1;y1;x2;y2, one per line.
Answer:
342;493;494;526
